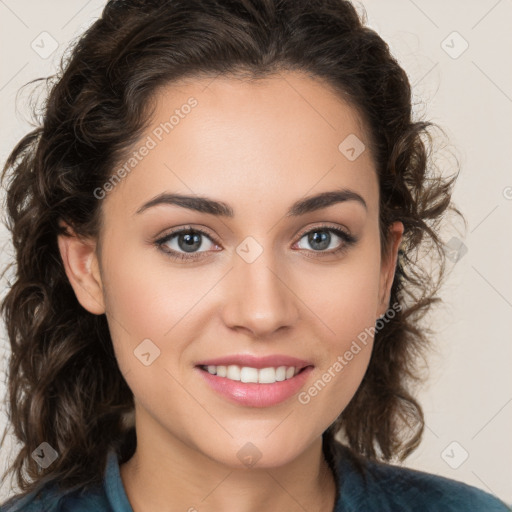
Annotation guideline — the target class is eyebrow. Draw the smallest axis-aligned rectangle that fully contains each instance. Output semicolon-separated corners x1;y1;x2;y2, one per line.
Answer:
134;188;367;217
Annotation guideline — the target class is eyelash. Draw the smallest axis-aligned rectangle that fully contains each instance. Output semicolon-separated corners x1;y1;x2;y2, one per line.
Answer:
154;224;357;262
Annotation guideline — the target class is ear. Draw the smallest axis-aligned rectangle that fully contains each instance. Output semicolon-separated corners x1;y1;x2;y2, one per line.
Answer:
377;221;404;318
57;221;106;315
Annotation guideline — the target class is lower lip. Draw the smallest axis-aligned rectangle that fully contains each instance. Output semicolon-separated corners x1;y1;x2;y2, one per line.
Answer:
196;366;314;408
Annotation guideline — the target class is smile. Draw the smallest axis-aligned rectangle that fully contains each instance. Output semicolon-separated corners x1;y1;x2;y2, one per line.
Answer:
199;364;301;384
196;364;314;408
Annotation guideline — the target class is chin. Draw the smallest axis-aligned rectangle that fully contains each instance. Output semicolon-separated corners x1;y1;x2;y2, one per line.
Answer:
199;433;315;470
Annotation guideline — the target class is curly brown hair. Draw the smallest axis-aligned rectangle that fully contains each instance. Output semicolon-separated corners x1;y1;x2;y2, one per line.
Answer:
0;0;464;501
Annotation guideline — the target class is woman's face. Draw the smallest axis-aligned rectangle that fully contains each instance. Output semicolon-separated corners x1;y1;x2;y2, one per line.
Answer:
61;71;403;468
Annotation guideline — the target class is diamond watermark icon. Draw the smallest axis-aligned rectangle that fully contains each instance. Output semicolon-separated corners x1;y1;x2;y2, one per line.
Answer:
31;31;59;59
236;236;263;264
443;236;468;263
441;31;469;59
237;442;262;468
31;442;59;469
134;338;161;366
338;134;365;161
441;441;469;469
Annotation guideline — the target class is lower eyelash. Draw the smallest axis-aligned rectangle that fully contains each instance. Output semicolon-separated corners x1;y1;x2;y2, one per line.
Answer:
155;225;357;261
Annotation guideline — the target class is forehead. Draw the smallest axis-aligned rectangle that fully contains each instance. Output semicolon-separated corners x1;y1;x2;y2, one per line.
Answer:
102;71;378;220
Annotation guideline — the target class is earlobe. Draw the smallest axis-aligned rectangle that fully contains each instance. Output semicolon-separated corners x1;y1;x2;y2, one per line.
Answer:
57;222;105;315
378;221;404;318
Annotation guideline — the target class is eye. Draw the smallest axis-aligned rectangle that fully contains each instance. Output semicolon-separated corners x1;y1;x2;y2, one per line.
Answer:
294;224;357;257
155;226;219;261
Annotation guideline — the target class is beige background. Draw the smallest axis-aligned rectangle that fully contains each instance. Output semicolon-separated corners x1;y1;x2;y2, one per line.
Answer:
0;0;511;505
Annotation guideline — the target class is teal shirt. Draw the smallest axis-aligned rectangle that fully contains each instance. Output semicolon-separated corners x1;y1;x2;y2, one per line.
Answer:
1;442;510;511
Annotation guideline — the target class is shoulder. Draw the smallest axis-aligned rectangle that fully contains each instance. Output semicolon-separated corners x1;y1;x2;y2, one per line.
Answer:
332;442;511;512
0;450;131;512
0;480;111;512
360;458;510;512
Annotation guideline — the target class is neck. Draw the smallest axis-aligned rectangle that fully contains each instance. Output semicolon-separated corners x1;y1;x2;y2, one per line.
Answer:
119;412;337;512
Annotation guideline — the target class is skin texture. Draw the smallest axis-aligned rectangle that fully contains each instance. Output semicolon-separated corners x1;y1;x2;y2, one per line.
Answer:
58;71;403;512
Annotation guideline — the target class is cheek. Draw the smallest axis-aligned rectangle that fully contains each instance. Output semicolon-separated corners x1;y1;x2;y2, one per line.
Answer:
100;237;231;386
299;245;382;341
99;238;191;372
101;237;209;336
296;274;378;429
293;249;381;422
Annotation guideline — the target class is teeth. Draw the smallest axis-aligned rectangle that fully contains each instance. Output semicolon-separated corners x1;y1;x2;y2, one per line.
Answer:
227;365;241;381
274;366;287;382
203;365;300;384
285;366;295;379
240;366;258;383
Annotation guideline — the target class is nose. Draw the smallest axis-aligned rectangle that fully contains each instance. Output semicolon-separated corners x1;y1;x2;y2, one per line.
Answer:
220;242;300;338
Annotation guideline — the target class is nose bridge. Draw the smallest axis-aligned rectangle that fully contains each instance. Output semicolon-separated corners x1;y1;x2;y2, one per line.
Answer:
222;235;299;335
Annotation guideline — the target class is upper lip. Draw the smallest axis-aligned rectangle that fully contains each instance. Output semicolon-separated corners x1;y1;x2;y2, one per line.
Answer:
195;354;313;370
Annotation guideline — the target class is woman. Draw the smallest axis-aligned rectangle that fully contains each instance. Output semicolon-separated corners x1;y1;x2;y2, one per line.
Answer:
0;0;508;510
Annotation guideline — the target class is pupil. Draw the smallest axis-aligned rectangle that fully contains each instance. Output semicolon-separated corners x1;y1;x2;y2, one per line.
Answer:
309;231;329;250
179;232;201;252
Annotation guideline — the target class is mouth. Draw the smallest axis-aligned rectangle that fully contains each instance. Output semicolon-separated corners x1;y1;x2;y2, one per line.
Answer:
197;364;311;384
194;358;315;408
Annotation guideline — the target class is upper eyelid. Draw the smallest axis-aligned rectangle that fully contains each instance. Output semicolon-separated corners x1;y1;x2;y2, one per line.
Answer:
295;223;351;238
155;226;218;245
